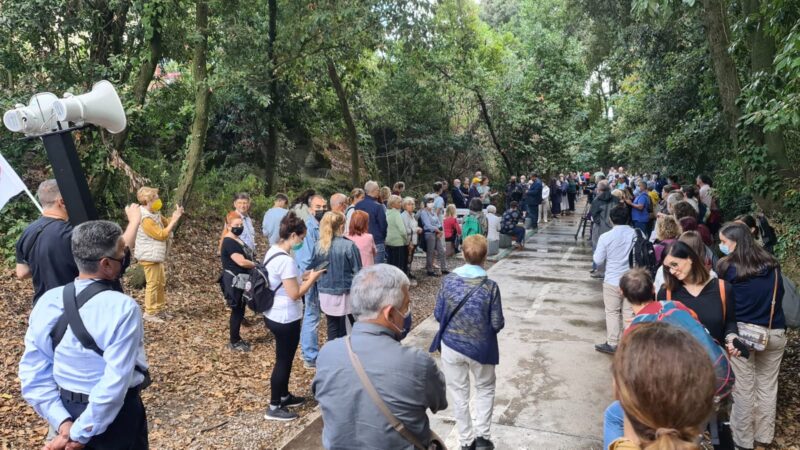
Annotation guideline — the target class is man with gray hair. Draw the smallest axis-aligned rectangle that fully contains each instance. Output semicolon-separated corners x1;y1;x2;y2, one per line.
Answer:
355;180;388;264
329;192;348;214
19;220;150;449
313;264;447;449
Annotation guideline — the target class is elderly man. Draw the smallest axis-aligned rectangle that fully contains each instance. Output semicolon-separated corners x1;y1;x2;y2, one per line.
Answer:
355;181;388;264
313;264;447;449
451;179;468;209
19;221;150;449
329;192;348;214
297;194;328;368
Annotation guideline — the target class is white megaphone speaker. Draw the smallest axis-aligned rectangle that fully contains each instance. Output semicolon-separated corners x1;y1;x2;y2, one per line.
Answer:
3;92;68;136
53;80;127;134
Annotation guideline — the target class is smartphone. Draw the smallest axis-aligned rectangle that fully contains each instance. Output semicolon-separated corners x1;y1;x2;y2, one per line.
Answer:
732;338;750;359
314;260;330;271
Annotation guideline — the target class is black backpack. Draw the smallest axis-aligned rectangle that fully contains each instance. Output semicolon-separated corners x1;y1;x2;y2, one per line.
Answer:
244;252;289;313
629;229;658;276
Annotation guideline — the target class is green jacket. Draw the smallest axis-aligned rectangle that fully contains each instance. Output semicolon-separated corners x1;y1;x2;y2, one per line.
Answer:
385;208;408;247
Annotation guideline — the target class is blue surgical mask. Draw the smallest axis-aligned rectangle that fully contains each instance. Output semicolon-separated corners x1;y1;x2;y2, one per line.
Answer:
390;305;413;341
291;240;304;251
719;243;731;255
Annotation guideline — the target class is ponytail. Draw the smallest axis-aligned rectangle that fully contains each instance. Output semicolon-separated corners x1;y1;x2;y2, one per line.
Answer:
644;427;700;450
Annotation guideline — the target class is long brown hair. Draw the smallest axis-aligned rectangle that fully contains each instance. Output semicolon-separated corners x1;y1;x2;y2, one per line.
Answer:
662;241;710;291
717;222;779;280
613;323;716;450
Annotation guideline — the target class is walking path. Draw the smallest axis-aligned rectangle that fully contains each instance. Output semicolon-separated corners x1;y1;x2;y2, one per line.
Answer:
281;199;612;449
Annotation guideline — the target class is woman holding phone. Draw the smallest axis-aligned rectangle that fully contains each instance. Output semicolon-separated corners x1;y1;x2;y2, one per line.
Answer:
311;211;363;341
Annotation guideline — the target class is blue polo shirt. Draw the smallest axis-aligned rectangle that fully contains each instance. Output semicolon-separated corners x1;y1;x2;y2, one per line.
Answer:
632;192;650;223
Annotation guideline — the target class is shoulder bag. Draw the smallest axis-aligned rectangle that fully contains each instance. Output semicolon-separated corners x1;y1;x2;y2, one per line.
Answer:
736;268;779;351
429;278;488;353
345;337;446;450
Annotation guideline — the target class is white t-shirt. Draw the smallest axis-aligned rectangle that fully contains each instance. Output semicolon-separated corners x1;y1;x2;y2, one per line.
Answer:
542;185;550;200
263;247;303;323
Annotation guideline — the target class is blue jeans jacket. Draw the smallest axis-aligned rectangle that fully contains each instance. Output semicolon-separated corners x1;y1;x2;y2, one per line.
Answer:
311;237;363;295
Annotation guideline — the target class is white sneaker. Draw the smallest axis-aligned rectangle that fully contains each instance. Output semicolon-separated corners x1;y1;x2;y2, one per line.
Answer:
143;313;165;323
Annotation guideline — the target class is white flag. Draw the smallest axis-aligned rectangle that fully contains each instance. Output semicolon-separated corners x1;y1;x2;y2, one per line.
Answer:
0;152;29;211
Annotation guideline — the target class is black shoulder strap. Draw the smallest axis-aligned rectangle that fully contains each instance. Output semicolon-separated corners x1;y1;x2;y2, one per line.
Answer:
264;252;289;291
439;278;488;333
50;282;113;353
22;218;59;262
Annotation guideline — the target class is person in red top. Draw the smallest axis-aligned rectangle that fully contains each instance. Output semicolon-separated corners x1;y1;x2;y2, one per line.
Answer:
443;204;462;254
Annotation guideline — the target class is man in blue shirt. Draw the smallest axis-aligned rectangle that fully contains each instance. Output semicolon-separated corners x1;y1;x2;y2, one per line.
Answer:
626;180;651;235
296;194;327;368
262;193;289;246
19;220;149;449
354;181;388;264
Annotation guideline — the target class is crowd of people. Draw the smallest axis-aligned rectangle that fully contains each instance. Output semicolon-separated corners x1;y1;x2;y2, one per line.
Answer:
9;165;793;450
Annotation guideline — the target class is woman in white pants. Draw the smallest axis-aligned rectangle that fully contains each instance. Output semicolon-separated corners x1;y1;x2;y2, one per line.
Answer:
432;235;504;450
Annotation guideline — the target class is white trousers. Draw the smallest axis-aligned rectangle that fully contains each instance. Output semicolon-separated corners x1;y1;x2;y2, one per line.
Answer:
440;343;497;446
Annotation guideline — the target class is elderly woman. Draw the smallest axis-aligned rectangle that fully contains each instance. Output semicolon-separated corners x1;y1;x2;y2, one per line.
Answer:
432;235;504;450
401;197;421;279
219;212;256;352
718;222;787;450
385;195;410;275
134;186;183;323
419;195;447;277
312;212;362;341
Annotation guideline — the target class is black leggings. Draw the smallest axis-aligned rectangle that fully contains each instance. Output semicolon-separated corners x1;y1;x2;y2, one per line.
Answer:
568;193;576;211
326;314;355;341
386;245;408;275
229;303;246;344
264;318;301;405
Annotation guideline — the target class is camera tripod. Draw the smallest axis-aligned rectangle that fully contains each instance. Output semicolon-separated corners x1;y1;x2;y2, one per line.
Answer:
574;200;591;241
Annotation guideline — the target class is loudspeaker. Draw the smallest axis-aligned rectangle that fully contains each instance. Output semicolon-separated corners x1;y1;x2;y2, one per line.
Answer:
53;80;126;134
3;93;68;136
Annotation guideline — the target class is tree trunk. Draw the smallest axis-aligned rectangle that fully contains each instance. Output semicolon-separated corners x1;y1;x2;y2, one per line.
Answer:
700;0;742;144
326;56;361;187
476;91;514;174
112;16;163;154
741;0;792;179
263;0;279;195
175;0;211;208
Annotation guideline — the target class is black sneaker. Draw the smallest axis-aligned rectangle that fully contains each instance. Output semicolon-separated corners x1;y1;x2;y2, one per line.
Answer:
594;343;617;355
227;341;251;352
461;440;476;450
441;269;450;275
475;437;494;450
280;394;306;409
264;406;298;421
427;271;439;277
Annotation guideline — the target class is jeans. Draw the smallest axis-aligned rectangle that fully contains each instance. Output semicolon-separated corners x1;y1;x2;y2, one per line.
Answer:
229;302;246;344
264;317;302;405
300;285;320;364
525;204;539;229
603;401;624;449
503;226;525;245
441;343;496;447
632;220;648;235
62;387;148;449
374;243;386;264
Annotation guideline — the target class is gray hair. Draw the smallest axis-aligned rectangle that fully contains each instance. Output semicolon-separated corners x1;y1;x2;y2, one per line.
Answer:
36;179;62;208
388;195;402;208
402;197;416;208
487;205;496;214
71;220;123;274
364;180;380;195
351;264;409;320
597;180;610;192
330;193;347;209
666;191;685;212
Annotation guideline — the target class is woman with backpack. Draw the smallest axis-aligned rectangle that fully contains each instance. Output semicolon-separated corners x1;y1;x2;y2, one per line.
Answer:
311;211;362;341
608;322;718;450
463;198;488;240
432;235;504;450
219;212;256;352
262;212;326;421
657;241;740;350
717;222;786;450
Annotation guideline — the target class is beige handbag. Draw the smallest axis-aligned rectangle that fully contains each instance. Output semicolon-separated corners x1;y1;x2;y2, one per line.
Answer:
345;337;446;450
737;269;779;352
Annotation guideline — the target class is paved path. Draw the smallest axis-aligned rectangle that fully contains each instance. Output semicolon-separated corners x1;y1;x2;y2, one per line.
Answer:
281;201;612;449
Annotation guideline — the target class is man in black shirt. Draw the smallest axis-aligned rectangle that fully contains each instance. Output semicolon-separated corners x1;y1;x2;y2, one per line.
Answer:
15;180;78;303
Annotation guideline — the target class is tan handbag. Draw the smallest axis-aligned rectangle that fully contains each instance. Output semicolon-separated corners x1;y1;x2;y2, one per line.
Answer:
345;336;446;450
736;269;779;352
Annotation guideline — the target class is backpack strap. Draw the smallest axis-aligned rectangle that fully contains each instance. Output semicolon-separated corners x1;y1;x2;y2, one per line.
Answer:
264;252;290;291
718;278;726;321
21;218;59;263
768;268;779;331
